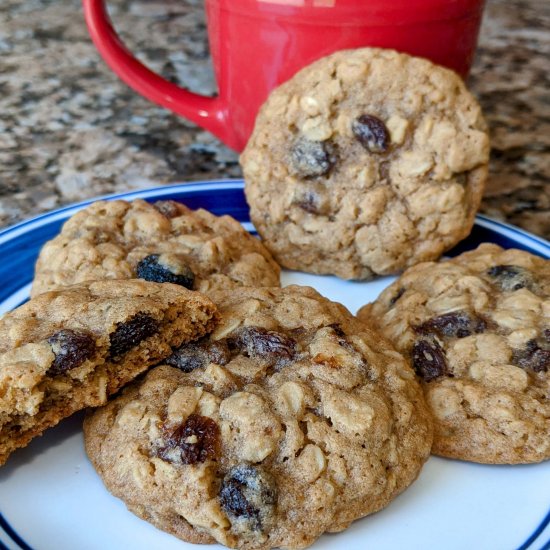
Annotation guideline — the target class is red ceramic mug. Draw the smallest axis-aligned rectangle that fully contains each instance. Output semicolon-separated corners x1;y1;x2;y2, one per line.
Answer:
83;0;485;152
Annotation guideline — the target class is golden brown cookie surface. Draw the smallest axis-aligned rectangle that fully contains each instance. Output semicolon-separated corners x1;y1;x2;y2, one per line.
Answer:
84;285;432;549
358;244;550;464
242;48;489;279
31;199;280;297
0;279;217;466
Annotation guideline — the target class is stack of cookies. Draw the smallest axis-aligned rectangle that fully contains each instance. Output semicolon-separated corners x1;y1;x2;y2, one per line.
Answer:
0;47;548;550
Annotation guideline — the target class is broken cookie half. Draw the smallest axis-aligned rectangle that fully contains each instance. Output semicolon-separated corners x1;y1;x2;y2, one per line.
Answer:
0;279;218;466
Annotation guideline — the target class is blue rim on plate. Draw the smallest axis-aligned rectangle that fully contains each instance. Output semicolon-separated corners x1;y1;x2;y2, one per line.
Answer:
0;179;549;550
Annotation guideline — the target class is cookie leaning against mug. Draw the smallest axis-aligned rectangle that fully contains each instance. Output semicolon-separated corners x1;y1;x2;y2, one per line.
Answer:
31;199;281;297
84;285;432;550
0;279;217;466
357;244;550;464
242;47;490;279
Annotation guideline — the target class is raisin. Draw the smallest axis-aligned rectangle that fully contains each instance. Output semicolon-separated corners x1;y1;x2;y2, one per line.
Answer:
157;414;220;465
328;323;346;339
296;191;319;214
290;138;334;178
512;339;550;373
412;339;449;381
219;465;276;532
389;287;406;306
486;265;535;292
136;254;195;289
230;326;297;365
47;329;96;375
153;200;182;219
326;323;354;350
414;311;486;339
166;339;231;372
109;313;159;358
206;341;232;365
352;115;389;153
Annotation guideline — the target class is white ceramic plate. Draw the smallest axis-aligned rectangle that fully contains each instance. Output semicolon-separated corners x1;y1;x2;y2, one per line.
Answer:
0;181;549;550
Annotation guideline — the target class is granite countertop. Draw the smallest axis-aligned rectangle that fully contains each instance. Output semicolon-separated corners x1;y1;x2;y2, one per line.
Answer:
0;0;548;239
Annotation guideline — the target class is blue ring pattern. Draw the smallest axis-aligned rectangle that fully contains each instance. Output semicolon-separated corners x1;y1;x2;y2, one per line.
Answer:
0;512;32;550
517;508;550;550
0;180;549;549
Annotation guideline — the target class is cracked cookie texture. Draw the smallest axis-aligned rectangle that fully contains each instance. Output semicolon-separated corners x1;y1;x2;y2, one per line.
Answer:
84;285;432;549
242;48;489;279
357;244;550;464
31;199;280;297
0;279;217;466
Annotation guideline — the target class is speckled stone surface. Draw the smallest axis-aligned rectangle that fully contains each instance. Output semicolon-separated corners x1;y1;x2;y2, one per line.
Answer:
0;0;548;239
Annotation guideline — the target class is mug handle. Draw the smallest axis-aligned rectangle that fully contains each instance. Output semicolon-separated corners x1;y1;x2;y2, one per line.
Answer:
83;0;230;146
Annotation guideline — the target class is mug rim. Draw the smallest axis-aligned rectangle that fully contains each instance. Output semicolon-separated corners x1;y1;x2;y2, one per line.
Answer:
207;0;486;25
